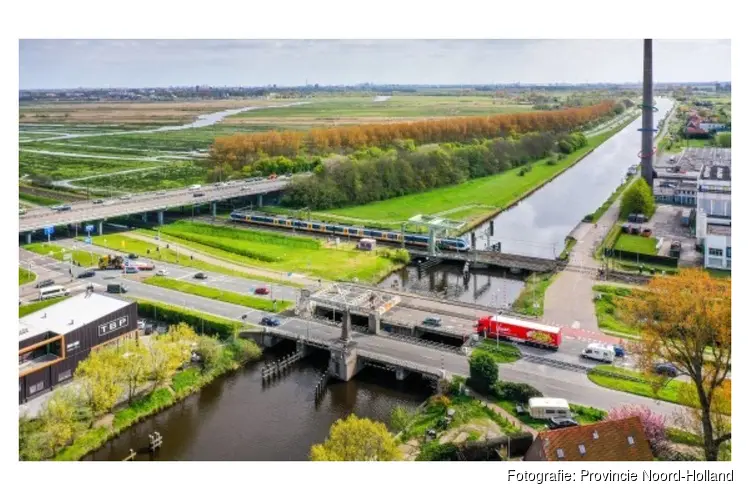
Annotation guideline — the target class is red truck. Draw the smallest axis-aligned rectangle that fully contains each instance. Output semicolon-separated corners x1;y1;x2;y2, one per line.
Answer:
475;314;562;350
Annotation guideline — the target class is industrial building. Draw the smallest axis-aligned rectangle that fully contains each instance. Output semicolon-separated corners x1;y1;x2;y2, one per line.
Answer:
19;292;138;404
695;162;731;270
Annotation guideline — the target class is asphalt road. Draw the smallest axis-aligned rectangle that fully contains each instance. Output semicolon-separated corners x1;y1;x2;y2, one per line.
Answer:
18;177;294;233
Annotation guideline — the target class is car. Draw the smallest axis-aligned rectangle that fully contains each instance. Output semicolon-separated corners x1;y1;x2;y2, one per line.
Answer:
548;417;579;430
77;270;96;279
612;345;626;358
128;253;139;259
119;194;132;200
193;192;205;198
156;269;169;276
35;279;55;289
194;272;208;280
189;184;202;191
654;362;678;378
284;173;293;178
124;266;139;274
260;316;281;327
156;190;167;196
138;319;146;330
106;283;128;294
422;316;442;327
240;186;249;191
92;199;104;205
254;286;271;295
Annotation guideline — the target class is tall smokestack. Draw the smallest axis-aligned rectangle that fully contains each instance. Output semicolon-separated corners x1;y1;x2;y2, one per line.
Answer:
641;39;654;189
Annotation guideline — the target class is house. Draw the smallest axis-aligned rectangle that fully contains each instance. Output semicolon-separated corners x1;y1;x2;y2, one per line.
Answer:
524;417;655;461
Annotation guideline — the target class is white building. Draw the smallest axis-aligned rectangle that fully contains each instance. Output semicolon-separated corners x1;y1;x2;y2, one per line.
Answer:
696;163;731;270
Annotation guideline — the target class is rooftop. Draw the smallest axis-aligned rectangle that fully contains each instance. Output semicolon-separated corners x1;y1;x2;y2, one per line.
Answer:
656;147;731;175
309;284;400;315
536;416;654;462
700;164;731;182
19;292;132;342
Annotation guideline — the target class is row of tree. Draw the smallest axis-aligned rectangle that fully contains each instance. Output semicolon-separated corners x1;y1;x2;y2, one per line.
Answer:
209;101;615;167
281;132;588;210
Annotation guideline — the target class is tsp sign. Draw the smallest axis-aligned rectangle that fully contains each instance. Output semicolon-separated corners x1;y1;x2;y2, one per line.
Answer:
85;224;95;234
43;226;54;236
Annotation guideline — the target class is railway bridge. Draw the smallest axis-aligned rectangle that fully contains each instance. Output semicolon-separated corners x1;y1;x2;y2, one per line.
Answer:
409;249;560;273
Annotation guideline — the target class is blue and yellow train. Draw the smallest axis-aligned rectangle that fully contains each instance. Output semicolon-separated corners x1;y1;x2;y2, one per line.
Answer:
229;211;470;252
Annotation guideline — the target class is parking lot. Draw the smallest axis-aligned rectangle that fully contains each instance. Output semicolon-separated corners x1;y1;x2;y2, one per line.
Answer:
650;204;701;265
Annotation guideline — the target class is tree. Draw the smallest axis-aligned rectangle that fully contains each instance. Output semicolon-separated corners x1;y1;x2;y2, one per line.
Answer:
76;347;123;416
38;388;78;455
118;339;150;403
229;337;262;364
389;406;413;434
606;404;666;451
626;269;731;461
148;336;189;388
196;336;222;371
468;351;498;394
675;380;731;460
309;414;401;461
620;177;655;218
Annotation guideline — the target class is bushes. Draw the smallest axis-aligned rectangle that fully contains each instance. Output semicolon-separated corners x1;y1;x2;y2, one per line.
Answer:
493;381;543;403
620;177;655;219
468;351;498;394
136;299;242;340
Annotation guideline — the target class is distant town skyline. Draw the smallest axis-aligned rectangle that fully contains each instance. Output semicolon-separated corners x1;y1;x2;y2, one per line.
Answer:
20;39;731;90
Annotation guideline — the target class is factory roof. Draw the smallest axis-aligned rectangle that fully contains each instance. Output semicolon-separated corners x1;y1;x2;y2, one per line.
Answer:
700;164;731;182
707;224;732;237
19;292;132;342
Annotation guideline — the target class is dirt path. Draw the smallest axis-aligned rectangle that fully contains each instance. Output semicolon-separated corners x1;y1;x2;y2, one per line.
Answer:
473;394;538;437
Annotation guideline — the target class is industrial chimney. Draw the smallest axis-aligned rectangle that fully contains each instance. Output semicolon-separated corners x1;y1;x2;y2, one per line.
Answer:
641;39;655;189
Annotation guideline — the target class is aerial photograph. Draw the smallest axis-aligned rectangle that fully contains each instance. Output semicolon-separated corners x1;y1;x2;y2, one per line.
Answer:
17;38;731;464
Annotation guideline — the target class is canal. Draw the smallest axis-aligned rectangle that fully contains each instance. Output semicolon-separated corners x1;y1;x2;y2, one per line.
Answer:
85;347;432;461
473;97;672;258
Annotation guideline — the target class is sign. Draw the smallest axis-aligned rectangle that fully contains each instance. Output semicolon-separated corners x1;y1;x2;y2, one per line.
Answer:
44;226;54;236
98;316;129;337
84;237;92;244
85;224;94;233
63;253;72;262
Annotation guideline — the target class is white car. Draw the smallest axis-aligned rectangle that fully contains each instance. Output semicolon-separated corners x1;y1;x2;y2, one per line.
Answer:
156;269;169;276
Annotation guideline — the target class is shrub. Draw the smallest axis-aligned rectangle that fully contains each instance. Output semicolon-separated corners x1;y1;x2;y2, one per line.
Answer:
620;177;655;219
137;299;241;339
416;440;459;461
493;381;543;403
468;351;498;394
582;213;594;223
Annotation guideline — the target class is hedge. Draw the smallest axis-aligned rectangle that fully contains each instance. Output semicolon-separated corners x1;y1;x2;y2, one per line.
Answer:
136;299;243;339
604;247;679;267
493;381;543;403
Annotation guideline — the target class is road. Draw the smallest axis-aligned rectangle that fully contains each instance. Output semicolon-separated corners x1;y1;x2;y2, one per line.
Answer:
18;177;294;233
20;246;683;421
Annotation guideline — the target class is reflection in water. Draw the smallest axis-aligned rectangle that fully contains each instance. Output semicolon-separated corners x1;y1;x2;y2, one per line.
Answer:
381;263;526;308
85;349;431;461
473;98;672;258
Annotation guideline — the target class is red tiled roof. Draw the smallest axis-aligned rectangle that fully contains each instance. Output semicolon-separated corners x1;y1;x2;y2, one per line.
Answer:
536;417;654;461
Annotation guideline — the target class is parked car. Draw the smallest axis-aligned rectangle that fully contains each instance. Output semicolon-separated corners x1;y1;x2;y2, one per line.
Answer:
156;269;169;276
260;316;281;327
654;362;678;378
548;417;579;430
128;253;139;259
92;199;104;205
194;272;208;280
254;286;271;295
422;316;442;327
193;192;205;198
35;279;55;289
77;270;96;279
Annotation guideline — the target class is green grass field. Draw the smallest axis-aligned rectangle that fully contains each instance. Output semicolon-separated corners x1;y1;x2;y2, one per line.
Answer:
588;365;705;410
592;285;643;337
24;242;102;267
473;339;522;363
19;267;36;285
19;296;70;317
142;276;292;313
77;162;205;192
88;233;300;286
19;191;62;206
613;234;657;255
146;221;403;282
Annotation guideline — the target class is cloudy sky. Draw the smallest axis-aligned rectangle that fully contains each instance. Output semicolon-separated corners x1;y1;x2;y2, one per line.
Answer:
19;39;731;89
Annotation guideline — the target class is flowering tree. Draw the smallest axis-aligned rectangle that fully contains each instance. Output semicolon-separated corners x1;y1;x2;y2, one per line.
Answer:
606;404;666;449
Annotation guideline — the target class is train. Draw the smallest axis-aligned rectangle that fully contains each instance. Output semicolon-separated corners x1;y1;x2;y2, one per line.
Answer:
475;314;562;350
228;211;470;252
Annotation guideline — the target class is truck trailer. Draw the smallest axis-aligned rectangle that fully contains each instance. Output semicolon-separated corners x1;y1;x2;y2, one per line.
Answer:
475;314;562;350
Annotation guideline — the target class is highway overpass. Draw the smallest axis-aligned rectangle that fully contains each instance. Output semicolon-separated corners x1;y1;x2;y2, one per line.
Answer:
18;177;293;236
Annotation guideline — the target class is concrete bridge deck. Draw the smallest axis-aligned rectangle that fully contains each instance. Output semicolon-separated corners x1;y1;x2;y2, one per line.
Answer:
409;249;559;273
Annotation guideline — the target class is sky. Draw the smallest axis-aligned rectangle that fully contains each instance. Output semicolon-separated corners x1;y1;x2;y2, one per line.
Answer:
19;39;731;89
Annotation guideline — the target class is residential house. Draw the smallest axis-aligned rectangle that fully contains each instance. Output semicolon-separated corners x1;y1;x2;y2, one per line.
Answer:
524;417;655;461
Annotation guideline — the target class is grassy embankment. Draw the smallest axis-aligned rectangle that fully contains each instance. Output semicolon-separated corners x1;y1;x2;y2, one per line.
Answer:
143;276;293;313
135;221;405;283
587;365;705;410
19;296;70;318
19;191;62;206
88;233;301;287
613;234;658;255
592;285;643;337
24;242;102;267
472;339;522;364
512;273;557;317
19;267;36;285
312;119;631;231
584;173;638;224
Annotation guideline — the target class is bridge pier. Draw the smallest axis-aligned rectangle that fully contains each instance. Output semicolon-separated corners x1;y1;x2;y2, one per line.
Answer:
157;210;164;226
368;312;380;335
257;194;264;208
25;232;32;245
141;212;148;223
395;367;408;381
211;201;217;217
97;220;104;235
327;342;362;382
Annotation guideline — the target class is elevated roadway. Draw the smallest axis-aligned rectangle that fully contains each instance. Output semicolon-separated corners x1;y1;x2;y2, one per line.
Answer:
18;177;294;234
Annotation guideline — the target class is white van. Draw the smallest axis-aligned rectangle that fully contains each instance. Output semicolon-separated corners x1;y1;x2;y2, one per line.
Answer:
528;397;571;420
188;184;202;191
581;342;616;363
38;285;70;301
